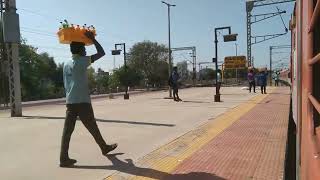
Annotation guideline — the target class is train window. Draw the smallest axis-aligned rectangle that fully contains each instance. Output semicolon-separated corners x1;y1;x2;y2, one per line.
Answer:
313;0;320;128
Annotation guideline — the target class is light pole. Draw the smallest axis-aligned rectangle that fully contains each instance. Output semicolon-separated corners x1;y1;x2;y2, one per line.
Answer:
270;46;272;86
185;59;196;85
235;43;238;56
162;1;175;98
213;26;237;102
112;43;129;100
190;53;196;86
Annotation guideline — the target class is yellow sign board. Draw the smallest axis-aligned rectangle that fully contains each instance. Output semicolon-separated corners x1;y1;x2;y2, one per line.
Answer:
224;56;247;69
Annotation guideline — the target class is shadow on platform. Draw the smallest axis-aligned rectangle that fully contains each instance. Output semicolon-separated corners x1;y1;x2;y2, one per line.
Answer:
22;116;175;127
181;100;212;104
71;153;226;180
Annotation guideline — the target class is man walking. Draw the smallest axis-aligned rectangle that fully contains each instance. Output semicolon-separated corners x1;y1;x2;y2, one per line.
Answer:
60;31;117;167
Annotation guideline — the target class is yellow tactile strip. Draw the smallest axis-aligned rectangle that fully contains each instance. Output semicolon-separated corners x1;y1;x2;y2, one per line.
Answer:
105;92;271;180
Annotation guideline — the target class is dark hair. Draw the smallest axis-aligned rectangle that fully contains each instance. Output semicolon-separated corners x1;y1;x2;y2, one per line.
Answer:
173;66;178;71
70;42;85;55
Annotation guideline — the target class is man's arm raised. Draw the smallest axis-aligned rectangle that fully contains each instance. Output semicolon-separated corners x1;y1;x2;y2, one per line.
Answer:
84;31;105;63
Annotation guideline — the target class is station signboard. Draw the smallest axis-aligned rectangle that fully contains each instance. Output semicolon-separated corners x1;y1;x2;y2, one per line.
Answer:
224;56;247;69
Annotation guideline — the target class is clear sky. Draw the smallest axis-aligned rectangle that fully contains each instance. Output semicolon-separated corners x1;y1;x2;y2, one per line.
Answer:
16;0;294;72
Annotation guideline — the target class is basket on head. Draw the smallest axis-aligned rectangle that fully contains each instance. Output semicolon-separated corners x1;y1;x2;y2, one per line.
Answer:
57;23;96;46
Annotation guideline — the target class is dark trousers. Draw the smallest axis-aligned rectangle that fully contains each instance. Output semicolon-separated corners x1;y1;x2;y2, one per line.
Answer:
172;85;180;100
275;80;279;86
249;81;256;93
260;85;266;94
217;82;222;94
60;103;107;161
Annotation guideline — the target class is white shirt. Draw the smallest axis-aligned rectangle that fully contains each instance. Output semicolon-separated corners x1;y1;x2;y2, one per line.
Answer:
217;72;222;83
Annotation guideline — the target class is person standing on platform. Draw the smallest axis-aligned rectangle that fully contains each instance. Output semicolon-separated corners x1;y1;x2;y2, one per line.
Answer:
169;67;182;102
274;72;280;86
257;68;268;94
247;69;256;93
60;31;117;167
216;69;222;94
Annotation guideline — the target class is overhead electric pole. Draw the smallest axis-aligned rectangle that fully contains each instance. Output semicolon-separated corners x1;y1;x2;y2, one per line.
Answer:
162;1;176;98
246;0;295;67
171;46;197;86
269;45;291;86
2;0;22;116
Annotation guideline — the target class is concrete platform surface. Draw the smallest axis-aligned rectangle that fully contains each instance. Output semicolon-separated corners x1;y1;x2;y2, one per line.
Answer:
0;87;258;180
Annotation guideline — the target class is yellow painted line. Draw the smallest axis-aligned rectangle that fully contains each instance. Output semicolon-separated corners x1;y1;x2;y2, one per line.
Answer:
106;90;274;180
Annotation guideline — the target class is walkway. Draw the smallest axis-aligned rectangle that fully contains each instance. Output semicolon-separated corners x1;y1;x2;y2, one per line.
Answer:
106;87;290;180
0;87;260;180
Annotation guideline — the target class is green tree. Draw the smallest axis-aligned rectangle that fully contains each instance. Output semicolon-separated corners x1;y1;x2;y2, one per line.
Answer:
87;67;96;93
96;68;109;93
0;71;9;105
53;64;64;97
19;42;41;100
112;66;143;88
108;72;121;90
19;40;65;101
224;69;236;79
127;41;169;86
176;61;190;82
199;68;215;80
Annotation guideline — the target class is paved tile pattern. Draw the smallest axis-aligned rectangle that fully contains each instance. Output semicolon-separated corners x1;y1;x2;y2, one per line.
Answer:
106;88;287;180
170;88;290;180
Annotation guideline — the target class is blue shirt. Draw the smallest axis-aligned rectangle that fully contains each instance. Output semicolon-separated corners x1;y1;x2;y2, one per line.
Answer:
63;55;91;104
257;72;268;86
171;71;179;85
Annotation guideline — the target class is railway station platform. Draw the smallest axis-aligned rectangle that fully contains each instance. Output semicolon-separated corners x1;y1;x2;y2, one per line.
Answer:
0;87;291;180
106;87;291;180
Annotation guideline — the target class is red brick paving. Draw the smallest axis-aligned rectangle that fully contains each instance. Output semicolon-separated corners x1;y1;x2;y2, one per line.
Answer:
168;88;290;180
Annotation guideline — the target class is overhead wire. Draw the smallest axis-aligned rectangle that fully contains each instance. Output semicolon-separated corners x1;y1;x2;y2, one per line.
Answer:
19;8;64;22
20;7;137;43
276;6;288;32
173;53;192;65
19;7;135;44
272;51;291;54
20;29;57;38
21;26;56;35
